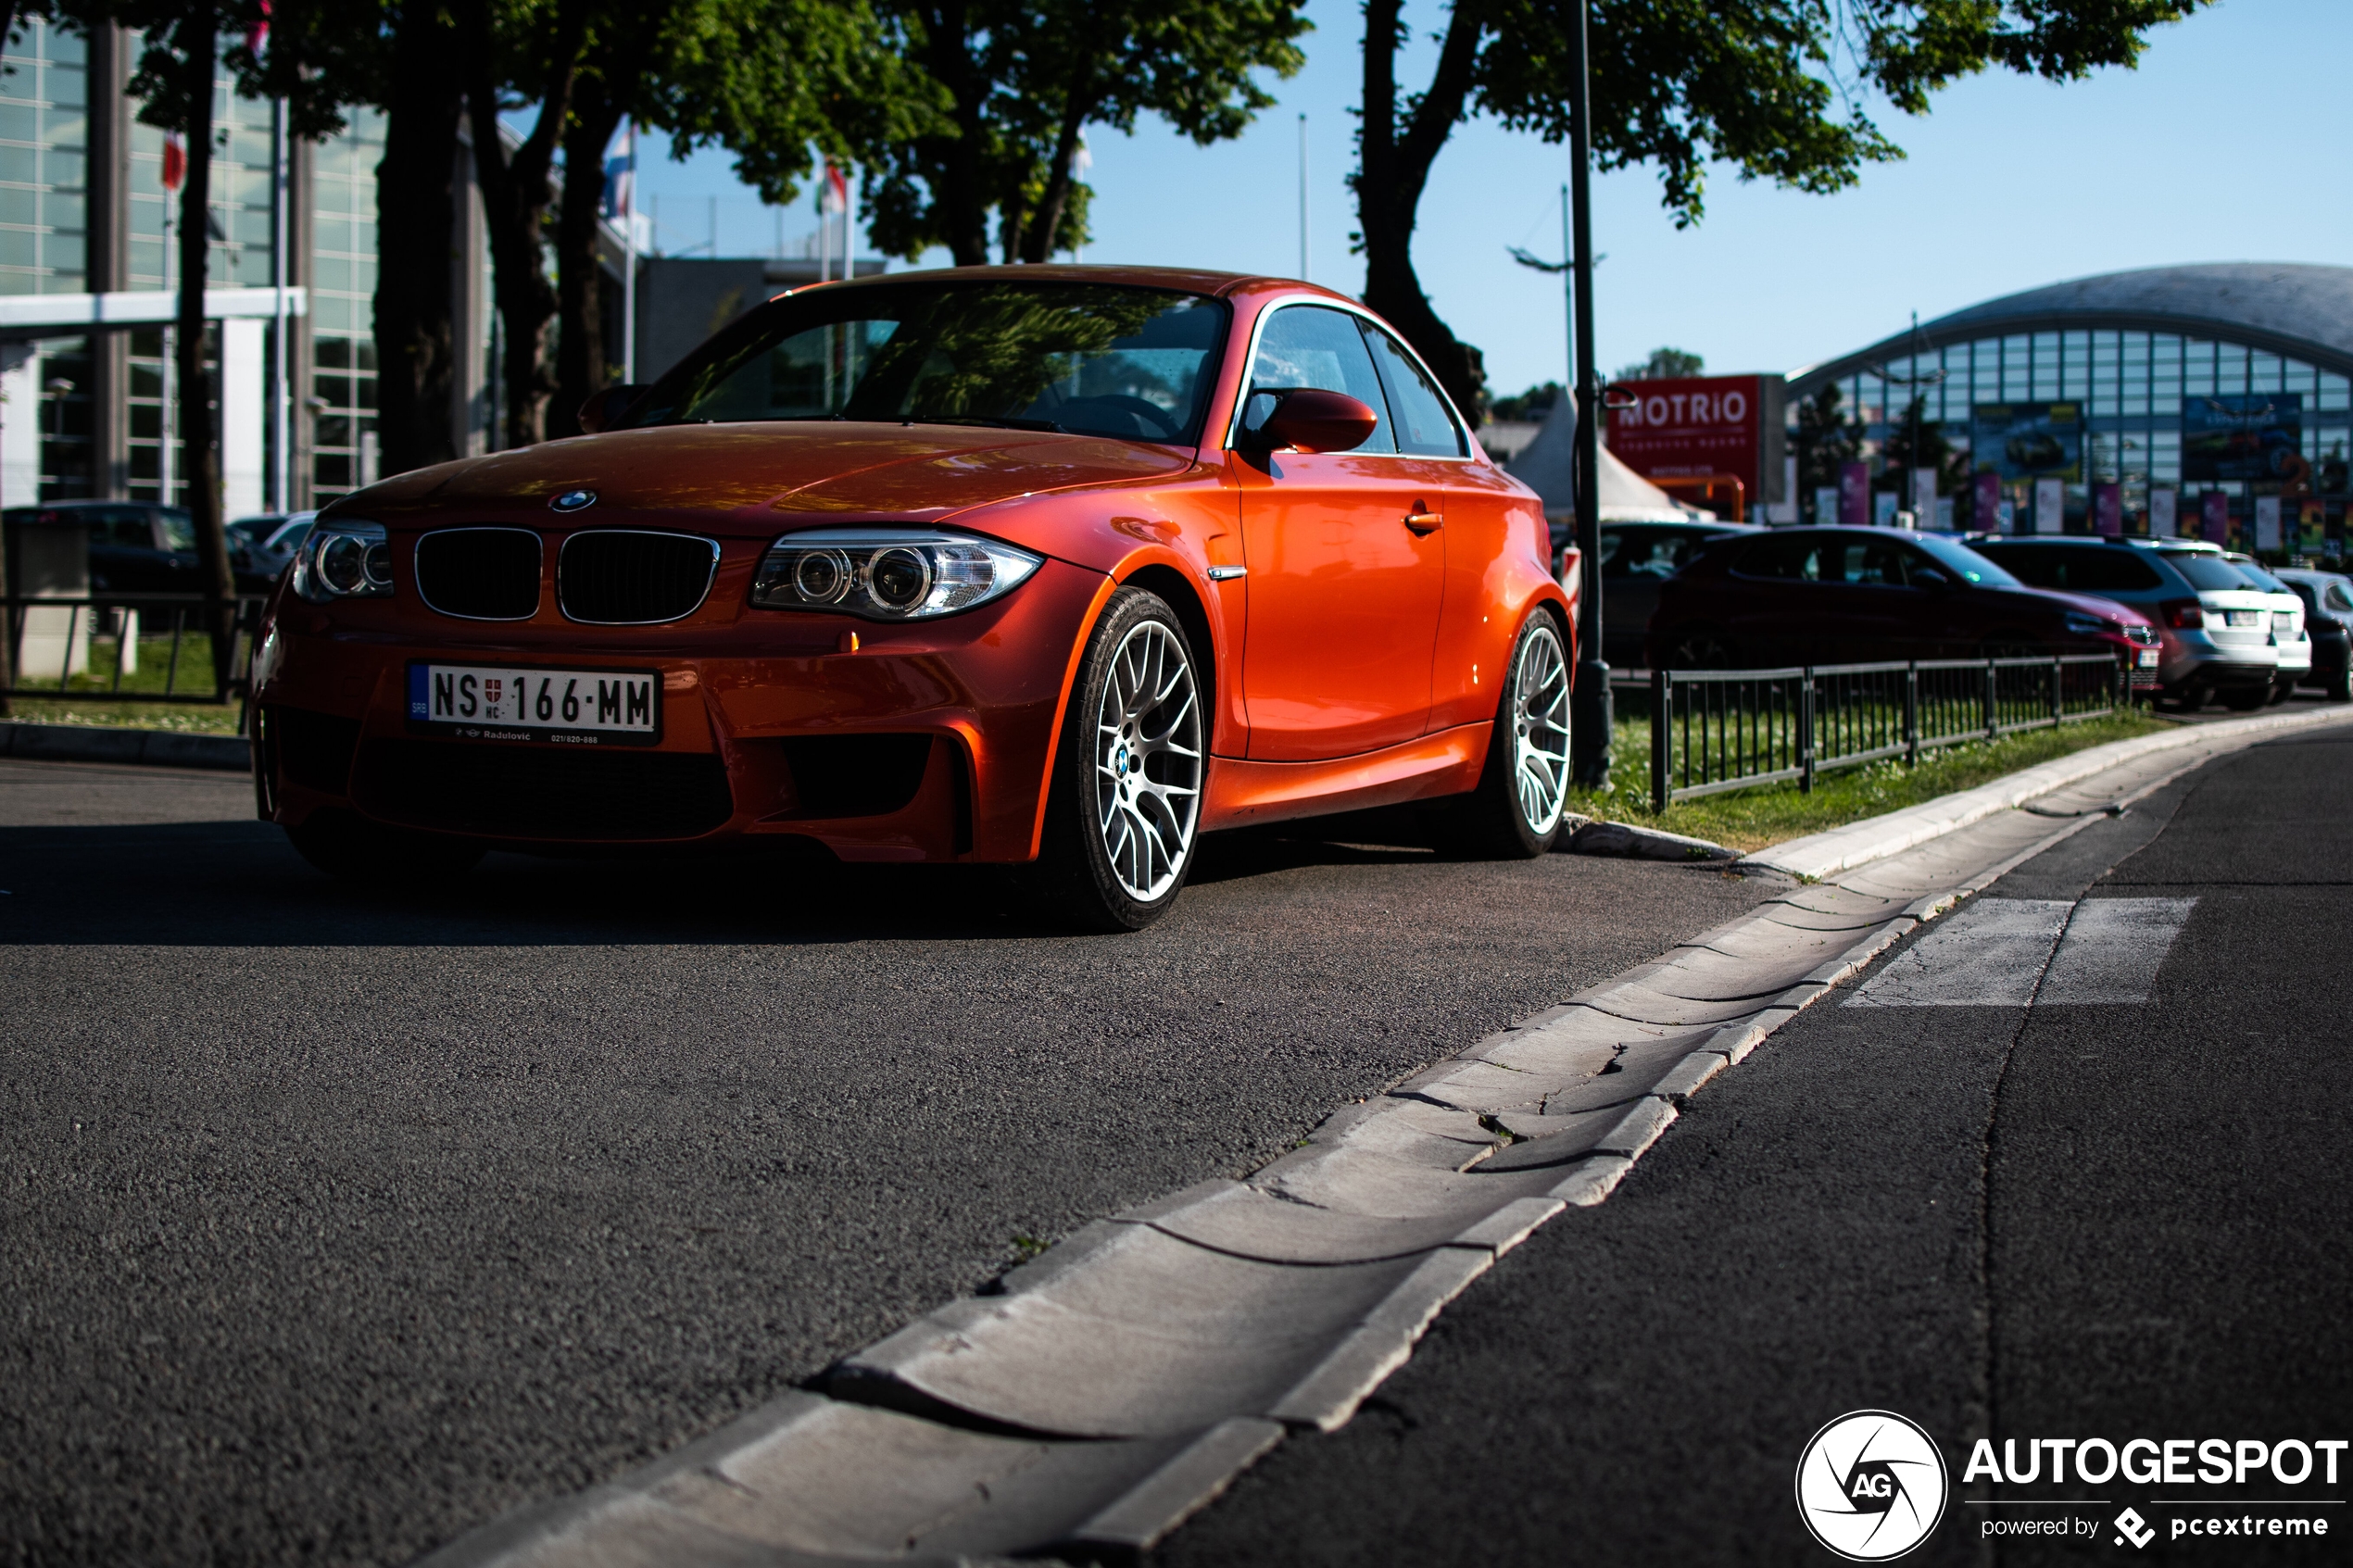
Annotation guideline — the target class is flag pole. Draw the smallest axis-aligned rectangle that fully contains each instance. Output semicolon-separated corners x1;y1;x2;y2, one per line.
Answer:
621;119;636;385
1567;0;1613;788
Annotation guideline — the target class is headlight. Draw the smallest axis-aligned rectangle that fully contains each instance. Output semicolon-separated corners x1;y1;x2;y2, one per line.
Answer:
2062;610;2115;636
294;520;393;602
751;529;1043;621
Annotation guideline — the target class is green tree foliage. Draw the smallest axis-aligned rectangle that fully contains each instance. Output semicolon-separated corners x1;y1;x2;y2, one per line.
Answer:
550;0;939;435
1488;380;1563;421
1793;383;1864;495
1357;0;2208;423
863;0;1307;268
1881;394;1971;495
1612;345;1702;383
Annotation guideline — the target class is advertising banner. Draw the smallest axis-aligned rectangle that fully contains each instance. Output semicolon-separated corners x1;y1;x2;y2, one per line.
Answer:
1839;461;1869;526
1605;375;1784;509
1971;402;2082;482
2149;487;2177;538
1814;486;1838;527
2299;499;2326;553
2033;477;2064;534
1973;471;2003;533
1911;467;1938;526
1873;491;1898;528
2094;482;2122;538
2255;495;2283;551
2182;394;2304;484
2201;490;2231;545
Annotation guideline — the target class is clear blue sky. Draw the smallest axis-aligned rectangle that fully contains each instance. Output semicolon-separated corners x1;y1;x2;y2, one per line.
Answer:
628;0;2346;404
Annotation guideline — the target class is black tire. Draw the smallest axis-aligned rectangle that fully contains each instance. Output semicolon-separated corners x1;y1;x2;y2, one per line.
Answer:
2267;678;2293;707
2221;685;2270;712
1031;587;1205;932
2327;651;2352;703
286;809;484;884
1443;610;1573;858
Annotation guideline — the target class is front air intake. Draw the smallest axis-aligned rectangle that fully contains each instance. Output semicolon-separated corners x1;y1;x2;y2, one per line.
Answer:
558;531;721;624
414;528;542;621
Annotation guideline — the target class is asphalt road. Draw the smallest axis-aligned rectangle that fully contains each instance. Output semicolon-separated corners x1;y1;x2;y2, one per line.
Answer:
1162;729;2353;1565
0;759;1771;1568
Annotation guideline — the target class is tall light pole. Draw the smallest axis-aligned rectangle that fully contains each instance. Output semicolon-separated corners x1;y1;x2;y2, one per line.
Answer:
1298;113;1310;282
1567;0;1612;787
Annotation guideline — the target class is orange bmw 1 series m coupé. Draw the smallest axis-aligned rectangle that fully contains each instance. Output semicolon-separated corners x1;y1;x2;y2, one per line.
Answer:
252;266;1578;929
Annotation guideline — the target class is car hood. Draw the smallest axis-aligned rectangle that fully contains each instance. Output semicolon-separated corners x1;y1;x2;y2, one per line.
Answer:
342;422;1203;533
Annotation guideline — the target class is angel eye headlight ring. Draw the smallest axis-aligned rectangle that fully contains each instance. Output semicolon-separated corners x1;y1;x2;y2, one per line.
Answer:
751;529;1043;621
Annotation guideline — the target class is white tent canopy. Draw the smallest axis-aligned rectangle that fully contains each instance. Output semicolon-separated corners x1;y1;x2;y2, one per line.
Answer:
1500;391;1708;522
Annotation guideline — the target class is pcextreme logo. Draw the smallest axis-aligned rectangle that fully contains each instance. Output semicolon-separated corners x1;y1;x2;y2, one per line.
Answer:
1795;1411;1951;1561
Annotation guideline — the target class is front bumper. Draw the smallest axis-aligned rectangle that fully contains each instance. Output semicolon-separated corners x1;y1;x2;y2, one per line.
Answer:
252;558;1111;863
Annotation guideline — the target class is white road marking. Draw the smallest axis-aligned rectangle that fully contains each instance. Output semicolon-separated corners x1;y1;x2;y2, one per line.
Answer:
1843;899;2072;1008
2036;897;2199;1005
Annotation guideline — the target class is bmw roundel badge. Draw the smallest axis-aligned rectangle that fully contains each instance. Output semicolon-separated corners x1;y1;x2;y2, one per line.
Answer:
550;488;597;513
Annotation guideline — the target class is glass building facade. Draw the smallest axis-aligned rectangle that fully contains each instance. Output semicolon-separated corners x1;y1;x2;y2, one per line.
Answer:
0;21;485;514
1788;267;2353;558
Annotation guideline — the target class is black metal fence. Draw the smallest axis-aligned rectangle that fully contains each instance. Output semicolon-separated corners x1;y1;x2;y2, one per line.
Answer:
3;594;267;712
1647;653;2128;811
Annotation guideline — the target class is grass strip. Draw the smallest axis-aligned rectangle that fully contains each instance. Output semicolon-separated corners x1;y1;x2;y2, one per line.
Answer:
1565;710;2175;853
3;697;244;734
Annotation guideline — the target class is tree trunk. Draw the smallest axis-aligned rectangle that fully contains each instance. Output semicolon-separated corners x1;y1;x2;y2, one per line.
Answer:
913;1;989;266
465;3;586;448
373;4;462;475
554;87;624;437
1016;69;1096;265
176;23;234;694
1355;0;1488;421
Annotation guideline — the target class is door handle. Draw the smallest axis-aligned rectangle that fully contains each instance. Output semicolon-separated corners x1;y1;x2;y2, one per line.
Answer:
1403;510;1442;535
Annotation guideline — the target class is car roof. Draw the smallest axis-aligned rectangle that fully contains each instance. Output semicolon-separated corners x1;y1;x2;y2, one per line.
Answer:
795;262;1340;306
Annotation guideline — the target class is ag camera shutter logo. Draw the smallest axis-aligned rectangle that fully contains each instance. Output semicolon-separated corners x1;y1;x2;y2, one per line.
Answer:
1795;1410;1949;1561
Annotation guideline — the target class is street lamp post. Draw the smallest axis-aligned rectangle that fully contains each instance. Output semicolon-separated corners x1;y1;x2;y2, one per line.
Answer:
1566;0;1612;787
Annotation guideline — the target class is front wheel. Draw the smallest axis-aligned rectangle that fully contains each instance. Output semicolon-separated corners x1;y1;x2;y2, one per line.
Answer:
1032;587;1205;931
1446;610;1573;857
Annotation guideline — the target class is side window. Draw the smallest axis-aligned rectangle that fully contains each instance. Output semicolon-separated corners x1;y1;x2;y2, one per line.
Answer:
1359;323;1466;457
1981;546;2063;589
2061;547;2162;592
156;508;196;551
1733;534;1825;581
2328;583;2353;612
1598;528;1632;574
97;508;154;548
1843;541;1916;586
1242;305;1394;453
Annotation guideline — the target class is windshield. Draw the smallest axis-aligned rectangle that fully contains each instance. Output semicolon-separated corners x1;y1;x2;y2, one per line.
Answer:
2231;559;2292;594
620;281;1228;445
1910;531;2020;586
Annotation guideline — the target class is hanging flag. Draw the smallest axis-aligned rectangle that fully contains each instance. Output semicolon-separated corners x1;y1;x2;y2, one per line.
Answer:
601;152;633;220
246;0;271;56
820;162;848;216
1071;131;1091;178
161;133;185;192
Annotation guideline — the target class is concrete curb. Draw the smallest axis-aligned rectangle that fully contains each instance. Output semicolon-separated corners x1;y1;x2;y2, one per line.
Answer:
1739;705;2353;881
0;720;248;771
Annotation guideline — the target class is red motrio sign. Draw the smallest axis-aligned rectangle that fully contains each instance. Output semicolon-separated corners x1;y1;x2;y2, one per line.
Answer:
1604;373;1785;517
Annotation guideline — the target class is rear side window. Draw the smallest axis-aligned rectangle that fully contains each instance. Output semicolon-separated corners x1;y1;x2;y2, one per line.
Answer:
2328;582;2353;612
2163;553;2251;592
1988;546;2162;592
1245;305;1395;453
157;508;195;551
1360;323;1466;457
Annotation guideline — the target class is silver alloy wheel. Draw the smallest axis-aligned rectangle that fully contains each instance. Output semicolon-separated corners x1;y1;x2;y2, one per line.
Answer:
1510;620;1572;835
1093;619;1203;901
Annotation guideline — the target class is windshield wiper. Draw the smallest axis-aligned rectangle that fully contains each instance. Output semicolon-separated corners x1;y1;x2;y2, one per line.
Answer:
911;414;1064;433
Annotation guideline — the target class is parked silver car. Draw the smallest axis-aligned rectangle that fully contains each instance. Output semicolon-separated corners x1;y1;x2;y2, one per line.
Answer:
2223;553;2312;704
1969;536;2279;709
228;510;316;590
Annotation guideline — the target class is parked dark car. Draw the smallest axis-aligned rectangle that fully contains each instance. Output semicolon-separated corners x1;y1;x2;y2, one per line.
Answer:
1594;520;1756;668
1648;526;2160;674
2274;566;2353;701
1970;537;2285;709
2;499;199;594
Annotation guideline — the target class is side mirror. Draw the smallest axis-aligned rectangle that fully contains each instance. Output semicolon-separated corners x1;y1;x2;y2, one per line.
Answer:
576;383;648;434
1239;388;1379;454
1914;567;1953;590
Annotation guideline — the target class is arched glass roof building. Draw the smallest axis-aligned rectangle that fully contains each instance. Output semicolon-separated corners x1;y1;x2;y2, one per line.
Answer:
1785;264;2353;553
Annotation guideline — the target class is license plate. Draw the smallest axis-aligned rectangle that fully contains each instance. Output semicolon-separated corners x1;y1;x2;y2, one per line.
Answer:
407;661;660;745
2137;648;2160;668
